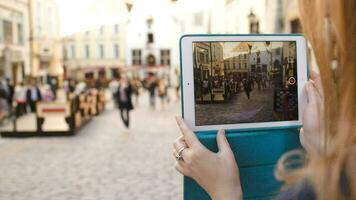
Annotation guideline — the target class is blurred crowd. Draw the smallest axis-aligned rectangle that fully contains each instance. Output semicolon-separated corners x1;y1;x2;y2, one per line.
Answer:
0;71;181;128
108;72;180;129
0;77;58;121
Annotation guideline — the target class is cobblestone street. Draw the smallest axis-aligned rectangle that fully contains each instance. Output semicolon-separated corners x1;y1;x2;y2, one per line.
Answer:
195;88;274;125
0;93;182;200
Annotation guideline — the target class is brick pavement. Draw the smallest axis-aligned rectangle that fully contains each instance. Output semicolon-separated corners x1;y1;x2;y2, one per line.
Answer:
0;92;183;200
195;88;274;125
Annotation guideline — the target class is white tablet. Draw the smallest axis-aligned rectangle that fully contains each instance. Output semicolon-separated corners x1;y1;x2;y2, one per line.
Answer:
180;34;308;132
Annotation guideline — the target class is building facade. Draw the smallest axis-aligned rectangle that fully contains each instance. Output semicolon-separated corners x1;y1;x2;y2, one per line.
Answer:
264;0;318;69
30;0;63;84
63;23;127;82
126;2;181;82
0;0;30;83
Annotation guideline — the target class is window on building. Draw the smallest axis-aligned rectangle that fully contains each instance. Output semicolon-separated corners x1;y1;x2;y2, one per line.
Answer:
276;48;281;55
99;44;105;58
36;1;41;34
245;63;247;69
114;24;119;34
251;65;256;72
71;45;75;58
147;33;154;43
85;45;90;59
194;12;203;26
114;44;119;58
262;64;267;72
64;47;68;58
17;23;23;45
3;20;13;44
132;49;142;65
160;49;171;66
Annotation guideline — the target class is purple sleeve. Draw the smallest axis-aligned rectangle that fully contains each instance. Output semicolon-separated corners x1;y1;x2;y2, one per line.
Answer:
274;181;316;200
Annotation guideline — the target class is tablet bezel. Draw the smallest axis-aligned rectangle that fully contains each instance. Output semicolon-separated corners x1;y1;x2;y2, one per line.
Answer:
180;34;308;132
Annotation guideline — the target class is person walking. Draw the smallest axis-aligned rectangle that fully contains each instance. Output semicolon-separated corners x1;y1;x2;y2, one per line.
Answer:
115;77;133;129
131;78;142;106
146;74;157;109
243;78;252;99
109;77;120;107
26;80;42;113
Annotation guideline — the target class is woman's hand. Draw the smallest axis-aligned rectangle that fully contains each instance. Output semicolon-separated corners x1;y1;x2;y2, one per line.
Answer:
300;71;325;155
173;117;242;200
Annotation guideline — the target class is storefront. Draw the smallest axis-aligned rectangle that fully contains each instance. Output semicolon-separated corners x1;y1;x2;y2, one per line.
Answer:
0;47;25;83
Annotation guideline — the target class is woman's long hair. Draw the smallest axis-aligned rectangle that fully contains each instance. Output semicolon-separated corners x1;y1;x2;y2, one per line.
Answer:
276;0;356;199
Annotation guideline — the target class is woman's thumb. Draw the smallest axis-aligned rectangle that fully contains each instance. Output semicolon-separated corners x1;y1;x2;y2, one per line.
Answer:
216;129;231;153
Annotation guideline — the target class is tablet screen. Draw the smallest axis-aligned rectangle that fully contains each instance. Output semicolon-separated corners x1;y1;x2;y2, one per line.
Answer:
193;41;298;126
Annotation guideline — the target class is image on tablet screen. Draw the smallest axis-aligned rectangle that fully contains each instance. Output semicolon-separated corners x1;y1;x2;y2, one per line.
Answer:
193;41;298;126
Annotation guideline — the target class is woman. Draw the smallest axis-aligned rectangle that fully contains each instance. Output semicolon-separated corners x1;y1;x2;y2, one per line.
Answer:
173;0;355;199
115;77;134;129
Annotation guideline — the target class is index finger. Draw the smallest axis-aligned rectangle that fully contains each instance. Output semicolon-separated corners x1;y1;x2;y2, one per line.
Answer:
175;116;199;147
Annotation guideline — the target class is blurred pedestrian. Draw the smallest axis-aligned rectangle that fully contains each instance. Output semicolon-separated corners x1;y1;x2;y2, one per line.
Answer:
146;74;157;109
115;77;133;129
0;78;9;120
243;78;252;99
14;82;27;116
175;68;181;101
49;78;57;100
109;77;119;106
131;78;142;106
26;79;42;113
5;78;14;108
40;83;55;102
158;77;169;110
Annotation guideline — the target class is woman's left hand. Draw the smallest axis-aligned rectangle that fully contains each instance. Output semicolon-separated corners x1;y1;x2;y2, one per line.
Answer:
173;117;242;200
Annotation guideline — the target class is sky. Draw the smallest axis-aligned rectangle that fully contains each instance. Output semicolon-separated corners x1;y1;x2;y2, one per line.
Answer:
56;0;212;36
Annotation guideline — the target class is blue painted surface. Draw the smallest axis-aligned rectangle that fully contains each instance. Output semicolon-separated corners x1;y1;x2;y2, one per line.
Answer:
196;129;301;167
183;131;302;200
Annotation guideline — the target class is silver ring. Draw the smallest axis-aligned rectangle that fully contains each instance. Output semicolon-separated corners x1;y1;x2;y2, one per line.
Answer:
176;146;188;161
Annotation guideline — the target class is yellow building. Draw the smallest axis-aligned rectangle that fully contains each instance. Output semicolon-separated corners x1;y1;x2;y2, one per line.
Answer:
193;42;224;79
29;0;63;84
63;23;127;82
193;42;211;80
0;0;30;83
211;42;224;77
223;42;250;79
